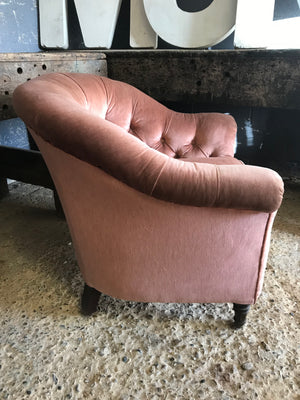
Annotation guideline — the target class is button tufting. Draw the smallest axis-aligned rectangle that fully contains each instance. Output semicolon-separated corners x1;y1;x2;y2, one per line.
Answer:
191;138;197;147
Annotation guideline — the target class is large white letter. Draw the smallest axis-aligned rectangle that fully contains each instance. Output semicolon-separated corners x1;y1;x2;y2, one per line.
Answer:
130;0;157;48
143;0;237;48
267;17;300;49
39;0;68;49
73;0;122;48
234;0;275;48
234;0;300;49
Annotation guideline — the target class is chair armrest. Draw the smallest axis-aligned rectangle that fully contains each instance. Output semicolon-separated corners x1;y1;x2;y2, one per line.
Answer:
34;110;284;213
152;158;283;212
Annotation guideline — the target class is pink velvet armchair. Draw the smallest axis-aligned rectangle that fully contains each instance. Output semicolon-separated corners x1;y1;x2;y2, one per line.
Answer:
13;73;284;328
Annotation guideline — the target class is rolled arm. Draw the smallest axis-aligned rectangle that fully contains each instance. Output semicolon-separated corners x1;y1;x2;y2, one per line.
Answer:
32;107;284;213
152;158;284;212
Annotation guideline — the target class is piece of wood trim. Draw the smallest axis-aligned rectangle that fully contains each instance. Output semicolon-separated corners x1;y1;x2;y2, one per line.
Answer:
0;51;107;120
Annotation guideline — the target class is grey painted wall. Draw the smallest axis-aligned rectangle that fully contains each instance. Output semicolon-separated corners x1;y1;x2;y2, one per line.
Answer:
0;0;39;150
0;0;39;53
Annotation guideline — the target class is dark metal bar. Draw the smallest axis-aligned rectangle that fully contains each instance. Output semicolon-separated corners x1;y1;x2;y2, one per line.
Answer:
0;145;54;189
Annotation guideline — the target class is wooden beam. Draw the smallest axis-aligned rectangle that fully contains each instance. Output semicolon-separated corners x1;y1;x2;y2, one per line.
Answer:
0;51;107;120
106;49;300;110
2;50;300;117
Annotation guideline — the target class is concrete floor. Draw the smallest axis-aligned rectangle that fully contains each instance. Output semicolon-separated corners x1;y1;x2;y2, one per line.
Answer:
0;181;299;400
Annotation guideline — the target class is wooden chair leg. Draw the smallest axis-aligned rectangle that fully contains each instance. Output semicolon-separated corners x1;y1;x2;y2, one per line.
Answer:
233;303;251;329
53;189;65;218
0;178;9;199
81;284;101;316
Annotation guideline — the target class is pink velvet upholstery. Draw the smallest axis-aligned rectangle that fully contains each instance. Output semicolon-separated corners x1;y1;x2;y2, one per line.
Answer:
13;73;283;212
13;73;284;319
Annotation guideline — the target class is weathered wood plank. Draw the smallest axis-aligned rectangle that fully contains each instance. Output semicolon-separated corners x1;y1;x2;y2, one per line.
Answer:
2;50;300;118
106;49;300;110
0;52;107;120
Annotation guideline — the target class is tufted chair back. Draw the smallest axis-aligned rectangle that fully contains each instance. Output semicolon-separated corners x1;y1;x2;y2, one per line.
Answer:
16;72;236;160
96;75;237;160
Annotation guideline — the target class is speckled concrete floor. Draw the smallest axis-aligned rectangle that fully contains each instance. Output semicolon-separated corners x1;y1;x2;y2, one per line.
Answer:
0;182;299;400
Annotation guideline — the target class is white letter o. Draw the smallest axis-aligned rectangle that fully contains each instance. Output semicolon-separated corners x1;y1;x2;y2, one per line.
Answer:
143;0;237;48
